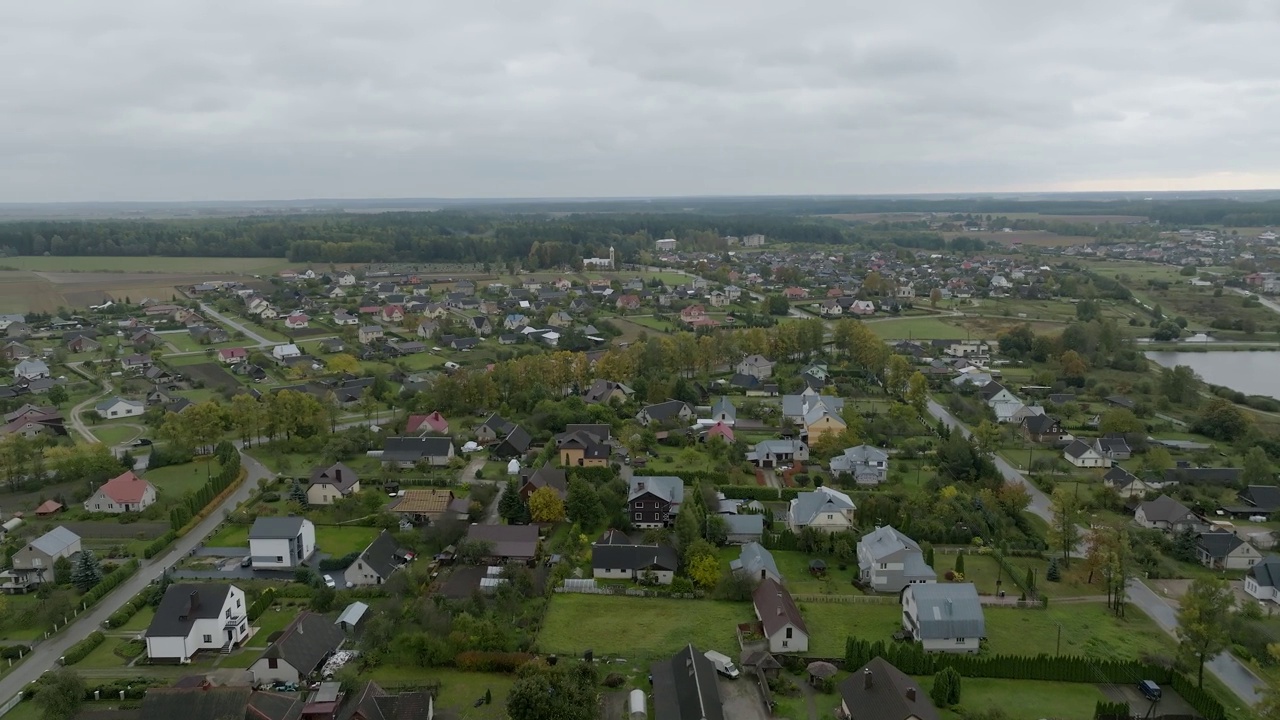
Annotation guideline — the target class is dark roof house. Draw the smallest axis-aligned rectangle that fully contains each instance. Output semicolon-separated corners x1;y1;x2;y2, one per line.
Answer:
650;644;724;720
837;657;939;720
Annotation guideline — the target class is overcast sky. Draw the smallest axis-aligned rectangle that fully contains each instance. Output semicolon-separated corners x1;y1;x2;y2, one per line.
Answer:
3;1;1279;202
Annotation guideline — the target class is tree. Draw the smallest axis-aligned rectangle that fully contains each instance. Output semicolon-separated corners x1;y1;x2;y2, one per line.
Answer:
1046;557;1061;582
1242;446;1274;485
931;667;962;707
290;479;309;506
687;553;720;589
327;353;360;374
973;420;1001;456
499;481;532;525
1192;397;1251;442
32;668;85;720
1171;528;1198;563
885;355;913;400
564;479;603;530
46;384;68;406
1176;577;1234;687
507;662;598;720
70;550;103;593
1058;350;1087;381
1099;409;1144;435
906;372;929;414
765;295;790;315
1049;487;1082;567
1142;446;1173;474
954;554;965;574
1159;365;1202;405
705;515;729;546
528;486;566;523
929;288;942;308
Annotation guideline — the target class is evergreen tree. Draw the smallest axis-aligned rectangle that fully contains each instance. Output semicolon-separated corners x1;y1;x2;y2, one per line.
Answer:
1025;567;1035;590
930;667;961;706
290;479;308;506
1046;557;1061;582
499;480;531;524
954;553;965;574
71;550;103;593
925;545;935;568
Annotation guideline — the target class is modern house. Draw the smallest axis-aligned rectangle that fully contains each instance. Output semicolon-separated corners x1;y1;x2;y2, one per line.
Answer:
747;438;809;468
145;583;249;662
829;445;889;485
636;400;694;427
582;379;634;405
1245;556;1280;604
248;517;316;569
901;583;985;653
344;531;412;587
378;436;456;468
1134;496;1205;533
1;526;81;592
857;526;936;593
731;542;783;584
1063;439;1109;468
787;487;856;533
591;542;679;585
752;578;809;653
95;396;145;419
555;425;611;467
249;611;345;685
837;657;939;720
84;470;156;513
650;644;725;720
1195;531;1263;570
736;355;775;379
306;463;361;505
628;476;684;529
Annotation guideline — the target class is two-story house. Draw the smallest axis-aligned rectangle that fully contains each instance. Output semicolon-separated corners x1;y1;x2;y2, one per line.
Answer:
555;425;611;467
736;355;775;379
1196;532;1263;570
628;476;684;529
787;487;856;533
857;526;936;593
145;583;249;662
901;583;985;653
636;400;693;427
0;526;80;592
829;445;889;485
84;470;156;514
306;463;361;506
752;578;809;653
248;517;316;569
343;531;412;587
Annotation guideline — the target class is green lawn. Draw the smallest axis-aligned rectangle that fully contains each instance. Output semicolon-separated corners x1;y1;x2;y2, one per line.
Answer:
144;460;222;504
89;424;143;446
625;315;677;332
367;668;513;719
800;602;903;657
867;317;971;340
538;595;752;660
121;605;156;632
933;677;1107;720
75;638;132;669
398;353;446;371
253;608;298;639
207;524;250;548
719;548;862;596
984;603;1176;661
315;525;381;556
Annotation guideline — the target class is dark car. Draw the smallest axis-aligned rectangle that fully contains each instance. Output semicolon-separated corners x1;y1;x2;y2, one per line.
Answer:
1138;680;1161;701
131;438;153;447
240;556;252;568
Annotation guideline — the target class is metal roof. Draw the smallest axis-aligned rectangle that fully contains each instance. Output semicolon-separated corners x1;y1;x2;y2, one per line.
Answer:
907;583;985;640
30;526;80;556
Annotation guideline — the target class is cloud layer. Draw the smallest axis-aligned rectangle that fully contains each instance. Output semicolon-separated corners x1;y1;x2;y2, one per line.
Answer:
3;1;1279;201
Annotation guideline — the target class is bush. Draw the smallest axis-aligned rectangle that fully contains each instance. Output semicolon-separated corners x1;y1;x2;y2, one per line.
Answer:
81;560;139;609
0;645;30;660
114;640;144;660
142;532;177;558
717;485;800;501
62;632;105;666
105;596;146;629
247;587;276;621
318;552;361;572
454;651;535;673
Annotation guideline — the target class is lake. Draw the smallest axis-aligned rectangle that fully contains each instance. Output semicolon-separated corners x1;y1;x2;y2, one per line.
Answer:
1146;350;1280;399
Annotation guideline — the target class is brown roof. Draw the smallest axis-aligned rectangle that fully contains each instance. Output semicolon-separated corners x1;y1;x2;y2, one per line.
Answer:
388;489;455;515
35;500;63;515
465;524;539;560
837;657;939;720
753;577;807;638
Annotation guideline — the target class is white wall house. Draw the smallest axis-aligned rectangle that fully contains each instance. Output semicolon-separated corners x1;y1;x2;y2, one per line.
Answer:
248;517;316;569
84;471;156;513
145;584;249;663
1245;557;1280;603
902;583;985;653
95;397;144;419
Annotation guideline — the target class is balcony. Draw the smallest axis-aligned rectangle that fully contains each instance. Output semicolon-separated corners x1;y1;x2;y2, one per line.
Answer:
224;615;246;630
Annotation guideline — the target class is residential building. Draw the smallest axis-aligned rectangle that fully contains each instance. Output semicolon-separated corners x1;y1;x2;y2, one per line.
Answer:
736;355;774;379
386;488;468;526
306;463;361;506
405;411;449;435
628;476;684;529
829;445;889;485
730;542;783;584
249;611;345;684
857;526;936;593
747;438;809;468
145;583;249;662
901;583;985;652
1196;532;1263;570
358;325;384;344
555;426;611;467
1;526;80;592
0;405;65;439
1063;439;1109;468
378;436;456;467
583;379;634;405
591;542;678;585
518;466;567;502
217;347;247;364
637;400;694;427
752;578;809;653
650;644;724;720
1021;414;1066;444
723;514;764;544
1134;496;1205;533
464;524;539;564
1105;466;1159;499
248;517;316;569
84;470;156;513
1245;556;1280;604
271;343;301;361
710;396;736;425
837;657;939;720
284;313;309;329
95;396;145;419
344;531;412;587
788;487;856;533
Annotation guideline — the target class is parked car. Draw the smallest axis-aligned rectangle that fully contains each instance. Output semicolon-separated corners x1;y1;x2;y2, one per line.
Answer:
1138;680;1161;701
240;556;252;568
323;574;337;589
132;438;153;447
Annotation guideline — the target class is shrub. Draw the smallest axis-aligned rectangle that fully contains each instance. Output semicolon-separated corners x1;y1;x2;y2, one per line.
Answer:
247;587;277;621
0;645;30;660
62;632;105;666
454;651;535;673
144;531;178;558
318;552;361;572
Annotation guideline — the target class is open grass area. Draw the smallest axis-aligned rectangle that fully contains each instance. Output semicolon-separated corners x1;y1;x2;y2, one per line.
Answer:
89;423;143;446
538;594;752;660
121;605;156;632
984;603;1175;661
867;317;971;340
252;608;297;639
932;677;1107;720
719;548;862;596
207;524;250;548
144;459;222;503
398;352;447;371
76;638;132;669
367;668;513;719
0;256;293;273
801;601;903;657
624;315;677;333
315;525;381;556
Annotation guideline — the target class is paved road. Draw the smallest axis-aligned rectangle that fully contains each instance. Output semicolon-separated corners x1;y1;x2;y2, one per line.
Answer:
67;369;112;444
926;398;1265;707
198;303;277;347
0;452;274;700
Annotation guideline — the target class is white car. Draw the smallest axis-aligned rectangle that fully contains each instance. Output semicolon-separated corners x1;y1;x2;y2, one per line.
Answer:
323;574;336;589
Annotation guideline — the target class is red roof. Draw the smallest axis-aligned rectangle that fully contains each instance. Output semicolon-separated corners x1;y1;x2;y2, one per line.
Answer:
219;347;247;359
35;500;63;515
406;412;449;435
98;471;154;504
706;422;735;443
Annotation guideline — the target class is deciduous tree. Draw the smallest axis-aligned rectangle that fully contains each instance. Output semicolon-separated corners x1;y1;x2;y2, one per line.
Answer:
528;486;566;523
1049;487;1082;567
1177;577;1234;687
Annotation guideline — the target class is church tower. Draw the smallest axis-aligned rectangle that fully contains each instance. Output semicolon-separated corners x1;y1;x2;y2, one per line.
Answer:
609;246;616;269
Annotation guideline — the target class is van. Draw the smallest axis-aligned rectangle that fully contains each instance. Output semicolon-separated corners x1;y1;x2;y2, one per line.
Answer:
703;650;740;679
443;361;460;371
1138;680;1161;701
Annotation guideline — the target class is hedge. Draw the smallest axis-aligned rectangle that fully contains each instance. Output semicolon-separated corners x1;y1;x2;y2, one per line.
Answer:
170;453;244;532
81;559;139;610
634;468;722;485
566;467;615;483
0;645;29;660
318;551;360;572
62;631;105;666
454;651;535;673
1170;674;1226;720
1094;700;1129;719
717;485;801;501
247;587;276;621
142;531;178;559
104;595;147;629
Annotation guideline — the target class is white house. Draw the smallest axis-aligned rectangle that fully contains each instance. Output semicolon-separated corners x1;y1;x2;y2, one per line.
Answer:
902;583;985;653
1245;556;1280;604
1063;439;1109;468
95;396;145;419
84;471;156;514
248;517;316;569
13;359;49;381
752;578;809;653
272;344;301;361
787;486;856;533
248;611;346;685
145;584;249;662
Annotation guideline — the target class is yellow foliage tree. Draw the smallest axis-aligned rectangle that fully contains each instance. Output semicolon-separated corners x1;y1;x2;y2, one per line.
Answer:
327;353;360;374
528;486;566;524
687;553;720;589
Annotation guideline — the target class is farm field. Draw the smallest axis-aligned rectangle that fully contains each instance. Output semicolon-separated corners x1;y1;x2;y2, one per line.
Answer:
537;594;751;660
0;256;293;273
941;230;1097;247
0;266;263;313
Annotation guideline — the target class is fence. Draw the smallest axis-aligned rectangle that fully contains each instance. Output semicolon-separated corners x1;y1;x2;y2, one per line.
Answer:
553;581;701;600
791;594;896;605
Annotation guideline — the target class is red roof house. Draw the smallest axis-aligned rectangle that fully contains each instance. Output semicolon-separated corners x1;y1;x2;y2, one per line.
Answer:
34;500;63;517
85;471;157;513
405;411;449;435
705;422;735;444
218;347;248;364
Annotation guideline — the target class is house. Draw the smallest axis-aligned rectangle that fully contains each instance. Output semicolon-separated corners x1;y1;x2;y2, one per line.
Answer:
518;466;567;502
378;436;456;467
704;421;735;445
284;312;309;329
1094;435;1131;462
1135;496;1205;533
583;379;634;405
84;470;156;513
0;526;80;592
1021;414;1066;444
901;583;985;653
380;305;405;323
829;445;889;485
710;396;736;425
1164;467;1242;485
1245;556;1280;604
387;488;468;525
723;514;765;544
782;394;845;422
494;424;532;458
13;359;49;380
1105;466;1159;499
0;405;65;439
271;344;301;361
1196;532;1263;570
735;355;774;380
731;542;783;583
306;463;361;505
358;326;384;344
555;426;611;467
592;542;678;585
344;531;411;587
857;526;936;593
637;400;693;427
333;310;358;326
650;644;724;720
788;487;856;533
249;611;345;684
847;299;876;316
977;382;1018;407
217;347;248;365
405;411;449;435
145;584;249;662
1238;485;1280;514
629;476;684;528
248;517;316;569
752;578;809;653
121;354;153;372
802;401;847;442
747;439;809;468
464;524;539;563
837;657;939;720
476;413;517;443
66;336;101;354
320;338;345;353
1063;439;1109;468
95;396;145;419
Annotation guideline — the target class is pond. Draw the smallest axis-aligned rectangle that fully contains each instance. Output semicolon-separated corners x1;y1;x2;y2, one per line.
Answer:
1146;350;1280;399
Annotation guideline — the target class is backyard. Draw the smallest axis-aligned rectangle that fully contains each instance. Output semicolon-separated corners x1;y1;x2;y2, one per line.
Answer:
719;548;863;597
315;525;381;556
538;594;751;660
932;677;1108;720
367;667;513;720
143;459;223;505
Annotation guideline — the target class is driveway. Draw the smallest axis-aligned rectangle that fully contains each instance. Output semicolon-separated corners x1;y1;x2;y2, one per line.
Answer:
1102;682;1198;717
718;677;769;720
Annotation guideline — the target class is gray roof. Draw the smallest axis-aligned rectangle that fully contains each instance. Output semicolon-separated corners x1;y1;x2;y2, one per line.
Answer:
907;583;985;639
336;601;369;627
830;444;888;473
789;487;855;526
782;394;845;419
753;439;807;457
591;543;678;573
1138;495;1193;524
1248;556;1280;589
356;530;403;580
381;436;454;463
651;644;724;720
733;542;782;582
711;396;736;421
838;657;939;720
723;514;764;537
629;476;684;504
1063;439;1096;459
859;526;921;562
29;526;80;556
257;611;345;675
1196;531;1245;559
95;396;143;413
147;584;233;639
249;516;306;539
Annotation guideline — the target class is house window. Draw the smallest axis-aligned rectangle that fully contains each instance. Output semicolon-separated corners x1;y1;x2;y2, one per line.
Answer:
203;634;212;643
879;563;887;570
268;658;278;669
107;503;114;509
94;504;100;510
276;556;283;562
782;640;788;648
32;559;42;568
785;628;793;639
634;513;641;521
236;598;241;608
226;609;232;618
956;638;965;645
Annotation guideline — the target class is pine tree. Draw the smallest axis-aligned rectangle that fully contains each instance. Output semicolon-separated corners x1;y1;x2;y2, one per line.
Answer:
954;553;965;574
1025;567;1035;591
71;550;103;593
290;479;308;506
925;545;935;568
1047;557;1061;582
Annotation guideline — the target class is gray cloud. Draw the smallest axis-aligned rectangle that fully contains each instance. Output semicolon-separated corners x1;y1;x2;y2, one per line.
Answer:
1;0;1279;201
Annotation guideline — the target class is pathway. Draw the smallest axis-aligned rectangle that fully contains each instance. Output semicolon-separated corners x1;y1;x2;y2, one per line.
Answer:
197;303;276;347
67;369;112;444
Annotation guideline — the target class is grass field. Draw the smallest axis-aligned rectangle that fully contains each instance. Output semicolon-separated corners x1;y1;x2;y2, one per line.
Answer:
933;677;1107;720
315;525;381;556
867;317;971;340
144;459;222;502
253;608;298;638
89;424;143;446
800;602;903;656
538;595;752;659
76;638;132;669
207;524;250;548
121;605;156;631
367;668;513;720
0;256;293;273
718;548;862;596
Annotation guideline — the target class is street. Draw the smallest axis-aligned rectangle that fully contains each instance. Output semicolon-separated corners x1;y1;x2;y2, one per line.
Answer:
198;303;278;347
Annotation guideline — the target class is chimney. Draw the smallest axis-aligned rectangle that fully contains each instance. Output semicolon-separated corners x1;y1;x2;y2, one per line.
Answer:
864;668;873;689
945;598;953;615
335;468;342;483
906;688;916;701
637;481;645;491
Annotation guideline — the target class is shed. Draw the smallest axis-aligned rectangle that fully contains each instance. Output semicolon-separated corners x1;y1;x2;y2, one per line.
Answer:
628;689;645;720
336;601;368;631
507;459;521;476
